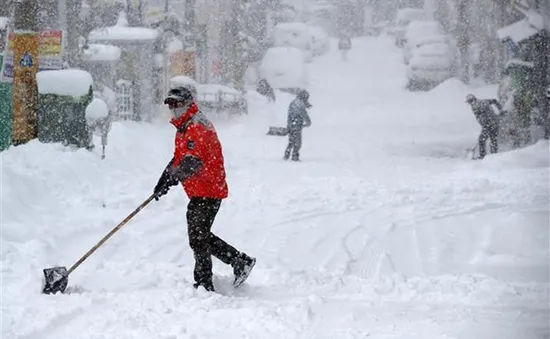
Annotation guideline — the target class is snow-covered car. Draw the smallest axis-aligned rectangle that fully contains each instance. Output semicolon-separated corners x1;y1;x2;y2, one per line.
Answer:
272;22;314;63
196;84;247;115
308;25;330;56
394;8;425;47
406;43;454;91
403;33;448;64
403;20;442;52
260;46;308;92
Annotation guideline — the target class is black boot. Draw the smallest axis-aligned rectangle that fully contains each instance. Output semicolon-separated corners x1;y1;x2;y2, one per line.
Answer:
284;146;291;160
232;253;256;288
193;281;215;292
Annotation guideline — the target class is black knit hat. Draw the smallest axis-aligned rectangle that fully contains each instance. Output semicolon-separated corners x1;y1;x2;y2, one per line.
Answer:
164;86;193;104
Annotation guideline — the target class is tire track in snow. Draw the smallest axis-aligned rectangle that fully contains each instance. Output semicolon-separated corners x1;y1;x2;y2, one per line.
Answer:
341;220;396;280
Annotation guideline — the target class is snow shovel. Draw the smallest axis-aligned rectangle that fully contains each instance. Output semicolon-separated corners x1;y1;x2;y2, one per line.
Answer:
42;194;156;294
267;126;288;136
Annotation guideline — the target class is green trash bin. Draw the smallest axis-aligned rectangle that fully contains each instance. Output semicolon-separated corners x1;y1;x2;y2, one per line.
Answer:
36;70;93;149
0;81;12;151
37;90;93;148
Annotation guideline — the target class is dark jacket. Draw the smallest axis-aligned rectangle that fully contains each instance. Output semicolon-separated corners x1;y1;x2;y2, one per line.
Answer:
338;38;352;50
287;97;311;132
471;99;502;130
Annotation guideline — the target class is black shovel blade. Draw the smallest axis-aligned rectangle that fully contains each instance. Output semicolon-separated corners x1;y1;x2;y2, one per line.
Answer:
42;267;69;294
267;127;288;136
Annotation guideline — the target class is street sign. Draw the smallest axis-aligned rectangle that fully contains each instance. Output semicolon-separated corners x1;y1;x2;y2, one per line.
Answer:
19;52;34;68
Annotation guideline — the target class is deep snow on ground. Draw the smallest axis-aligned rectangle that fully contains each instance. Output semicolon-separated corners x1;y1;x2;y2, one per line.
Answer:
2;36;549;339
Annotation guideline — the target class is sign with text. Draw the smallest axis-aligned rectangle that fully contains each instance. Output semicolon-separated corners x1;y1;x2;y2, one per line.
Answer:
1;29;64;83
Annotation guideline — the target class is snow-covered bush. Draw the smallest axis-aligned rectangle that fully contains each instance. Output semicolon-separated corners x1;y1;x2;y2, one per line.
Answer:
86;97;109;122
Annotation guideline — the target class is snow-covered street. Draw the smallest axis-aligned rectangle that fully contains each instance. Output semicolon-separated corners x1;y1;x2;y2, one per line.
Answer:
2;36;549;339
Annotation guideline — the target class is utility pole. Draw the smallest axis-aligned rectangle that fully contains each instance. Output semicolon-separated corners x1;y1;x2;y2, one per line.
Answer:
230;0;246;90
456;0;470;84
11;0;39;145
66;0;83;68
184;0;197;80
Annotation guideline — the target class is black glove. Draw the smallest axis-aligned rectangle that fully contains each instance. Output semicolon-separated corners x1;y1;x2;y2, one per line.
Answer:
153;169;179;201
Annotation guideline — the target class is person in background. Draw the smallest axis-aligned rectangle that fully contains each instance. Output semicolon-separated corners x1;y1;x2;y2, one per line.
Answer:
256;78;276;102
466;94;505;159
284;89;312;161
338;35;352;61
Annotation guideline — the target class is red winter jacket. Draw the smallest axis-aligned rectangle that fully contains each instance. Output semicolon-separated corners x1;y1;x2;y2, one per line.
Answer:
169;103;228;199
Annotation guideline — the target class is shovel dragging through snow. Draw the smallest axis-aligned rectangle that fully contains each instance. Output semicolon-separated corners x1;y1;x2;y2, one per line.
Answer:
266;126;288;136
42;194;156;294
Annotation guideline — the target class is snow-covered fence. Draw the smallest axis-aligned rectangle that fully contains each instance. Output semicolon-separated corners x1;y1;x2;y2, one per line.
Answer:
115;80;133;120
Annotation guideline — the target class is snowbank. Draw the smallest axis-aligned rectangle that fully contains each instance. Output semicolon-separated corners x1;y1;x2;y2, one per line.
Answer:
480;139;549;169
36;69;93;97
86;97;109;121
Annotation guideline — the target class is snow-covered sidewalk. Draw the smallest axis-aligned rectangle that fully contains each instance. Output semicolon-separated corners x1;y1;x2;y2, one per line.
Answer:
2;36;548;339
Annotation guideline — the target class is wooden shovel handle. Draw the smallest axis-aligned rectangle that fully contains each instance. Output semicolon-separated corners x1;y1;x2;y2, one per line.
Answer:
67;194;156;275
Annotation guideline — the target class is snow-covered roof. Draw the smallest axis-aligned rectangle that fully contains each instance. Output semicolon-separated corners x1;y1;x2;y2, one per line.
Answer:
37;69;93;97
497;18;540;43
505;58;534;69
82;44;122;62
89;26;159;42
89;11;159;42
526;10;545;30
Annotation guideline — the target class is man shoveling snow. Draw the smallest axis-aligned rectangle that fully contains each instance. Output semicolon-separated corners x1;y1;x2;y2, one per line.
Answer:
154;86;256;292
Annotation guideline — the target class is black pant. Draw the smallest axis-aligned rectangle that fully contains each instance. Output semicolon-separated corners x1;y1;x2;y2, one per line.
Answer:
186;197;239;284
478;126;498;159
284;130;302;160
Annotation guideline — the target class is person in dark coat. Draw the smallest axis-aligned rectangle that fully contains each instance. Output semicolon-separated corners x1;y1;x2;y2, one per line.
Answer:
256;78;276;102
284;89;312;161
466;94;505;159
338;35;352;61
